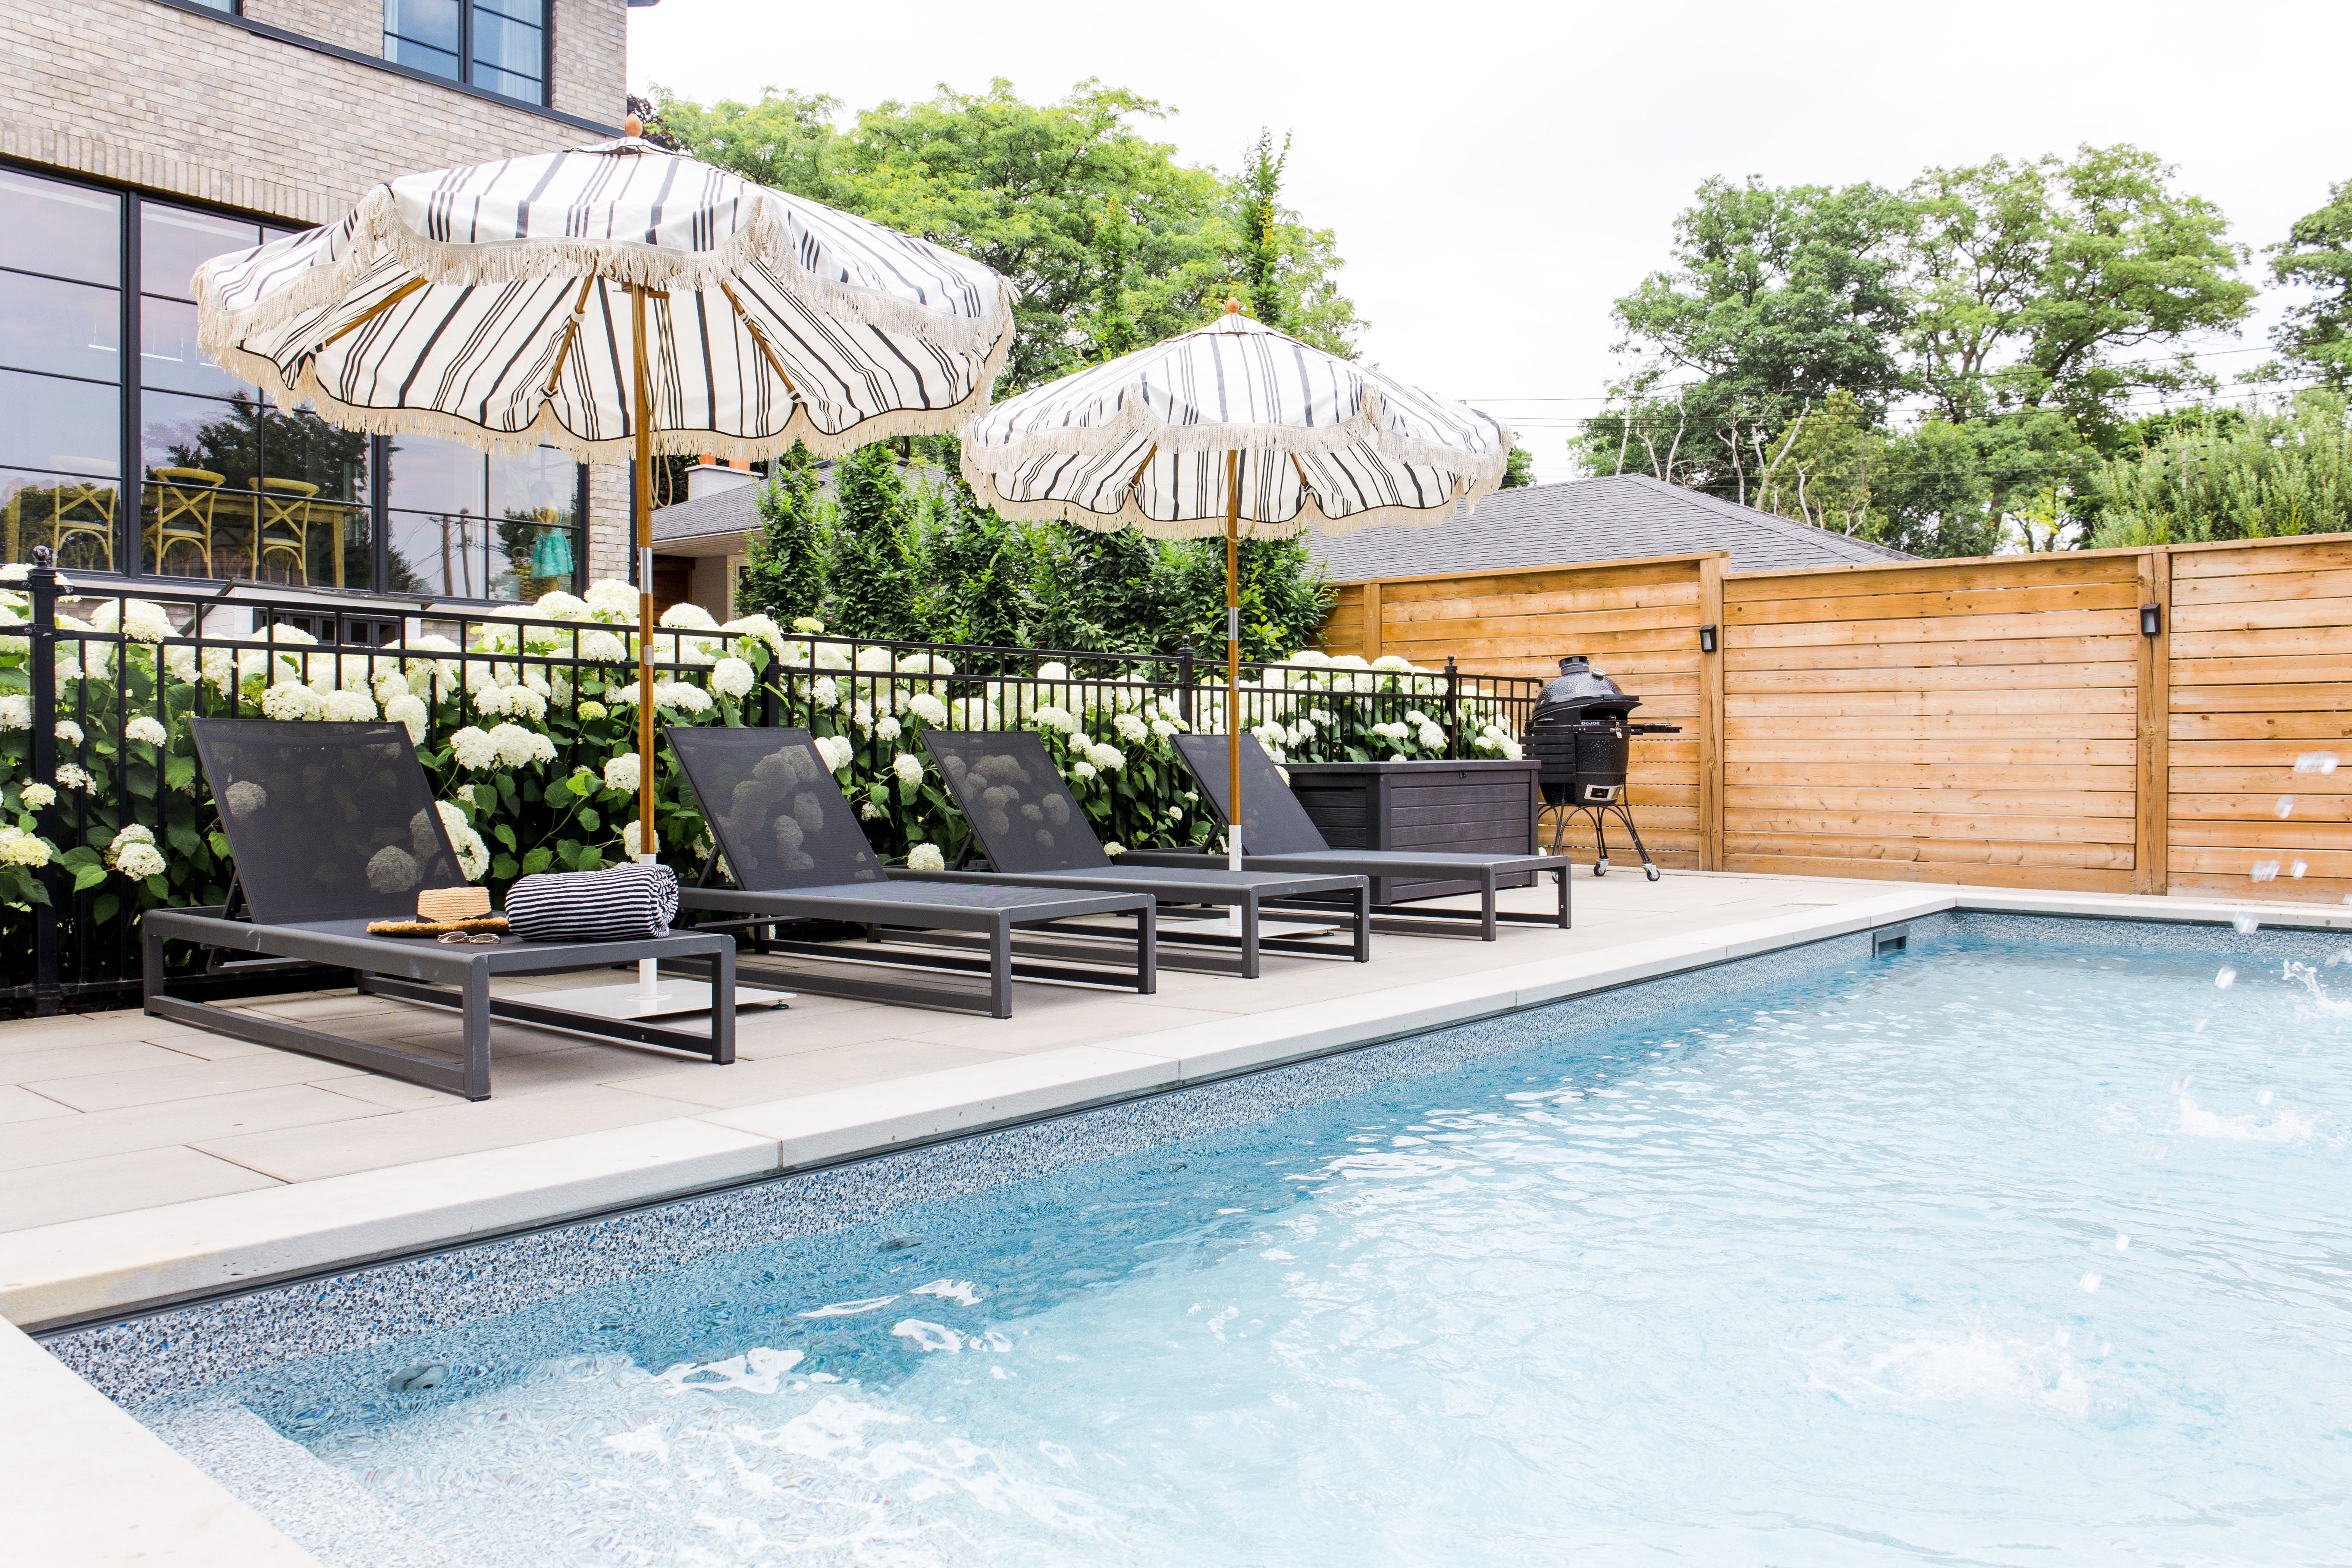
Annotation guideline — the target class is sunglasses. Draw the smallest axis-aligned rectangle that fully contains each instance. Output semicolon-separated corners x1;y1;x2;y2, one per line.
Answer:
436;930;505;945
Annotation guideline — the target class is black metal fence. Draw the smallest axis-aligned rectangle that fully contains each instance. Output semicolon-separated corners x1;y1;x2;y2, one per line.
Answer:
3;561;1542;1013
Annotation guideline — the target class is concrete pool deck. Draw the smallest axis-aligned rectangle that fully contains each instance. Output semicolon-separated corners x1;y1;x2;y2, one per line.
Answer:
9;871;2352;1568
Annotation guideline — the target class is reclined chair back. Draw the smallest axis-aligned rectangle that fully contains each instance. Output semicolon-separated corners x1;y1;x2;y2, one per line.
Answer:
187;718;468;925
666;726;886;890
918;731;1111;873
1174;734;1332;855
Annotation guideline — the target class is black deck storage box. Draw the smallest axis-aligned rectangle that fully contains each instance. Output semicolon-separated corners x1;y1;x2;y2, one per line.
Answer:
1281;759;1542;903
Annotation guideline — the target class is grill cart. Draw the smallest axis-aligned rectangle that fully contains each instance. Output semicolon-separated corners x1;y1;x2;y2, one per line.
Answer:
1521;656;1682;881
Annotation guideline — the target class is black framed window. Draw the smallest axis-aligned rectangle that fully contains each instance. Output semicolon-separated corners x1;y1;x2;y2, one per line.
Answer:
384;0;546;106
0;164;587;603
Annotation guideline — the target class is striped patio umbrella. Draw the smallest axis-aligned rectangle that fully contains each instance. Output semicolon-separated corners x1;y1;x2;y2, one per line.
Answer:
194;117;1017;866
960;301;1511;868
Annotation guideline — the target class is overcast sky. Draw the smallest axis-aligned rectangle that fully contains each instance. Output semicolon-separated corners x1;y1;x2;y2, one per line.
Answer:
632;1;2352;482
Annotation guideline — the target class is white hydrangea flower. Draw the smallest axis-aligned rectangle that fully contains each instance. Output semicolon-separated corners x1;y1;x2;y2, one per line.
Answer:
0;825;55;867
790;616;825;633
489;722;555;768
1373;655;1414;673
908;693;948;728
657;681;712;715
383;693;427;744
906;841;945;872
123;715;169;747
875;714;902;743
660;602;719;630
322;689;378;722
576;699;608;721
814;734;853;773
584;578;640;621
19;782;57;810
721;613;786;660
1289;650;1331;668
436;800;490;881
1071;759;1097;781
712;657;756;699
1088;743;1126;771
859;800;884;820
54;763;93;791
1151;718;1178;739
1113;712;1148;743
854;645;895;673
259;682;323;722
1031;705;1077;734
811;675;840;710
448;726;499;770
813;642;853;671
896;651;955;677
576;629;629;664
1036;662;1068;682
891;751;923;787
621;818;654;858
603;753;642;793
532;590;591;620
115;841;167;879
1103;841;1126;856
53;719;83;747
1417;721;1446;750
6;692;43;728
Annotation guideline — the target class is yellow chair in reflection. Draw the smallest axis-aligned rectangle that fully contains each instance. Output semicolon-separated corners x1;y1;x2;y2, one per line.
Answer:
257;477;319;584
51;479;118;571
149;467;223;576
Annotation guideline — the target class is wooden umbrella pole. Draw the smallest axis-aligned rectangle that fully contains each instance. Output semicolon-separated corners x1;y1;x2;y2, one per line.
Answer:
630;283;658;862
1225;447;1242;872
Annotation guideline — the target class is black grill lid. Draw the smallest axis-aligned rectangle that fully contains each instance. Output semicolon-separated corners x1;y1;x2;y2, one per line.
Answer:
1531;655;1640;724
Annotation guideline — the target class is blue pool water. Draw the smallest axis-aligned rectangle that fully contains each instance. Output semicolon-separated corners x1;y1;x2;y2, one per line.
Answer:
130;923;2352;1565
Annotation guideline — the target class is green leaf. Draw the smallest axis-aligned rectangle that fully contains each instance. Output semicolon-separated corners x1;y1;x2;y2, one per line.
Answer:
566;769;595;796
92;891;119;926
521;847;554;875
576;807;599;833
167;823;201;857
56;846;102;872
166;755;195;792
207;830;232;860
491;853;518;881
72;863;107;893
493;822;517;853
144;873;167;900
555;837;583;870
576;846;605;872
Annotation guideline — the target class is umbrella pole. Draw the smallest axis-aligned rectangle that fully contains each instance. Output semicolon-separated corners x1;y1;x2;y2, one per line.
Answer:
1225;448;1242;873
630;283;665;1001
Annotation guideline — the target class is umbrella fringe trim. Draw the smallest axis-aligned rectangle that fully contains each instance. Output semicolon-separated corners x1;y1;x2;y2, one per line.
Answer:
967;477;1499;538
206;317;1011;467
195;185;1019;361
963;382;1513;484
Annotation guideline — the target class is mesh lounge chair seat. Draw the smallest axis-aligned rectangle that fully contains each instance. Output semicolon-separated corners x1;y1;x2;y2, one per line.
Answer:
916;731;1370;980
1122;735;1570;940
666;727;1154;1018
143;719;735;1101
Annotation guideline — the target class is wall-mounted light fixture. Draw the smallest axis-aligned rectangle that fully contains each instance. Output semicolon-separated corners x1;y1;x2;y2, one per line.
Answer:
2140;604;2162;637
1699;624;1719;654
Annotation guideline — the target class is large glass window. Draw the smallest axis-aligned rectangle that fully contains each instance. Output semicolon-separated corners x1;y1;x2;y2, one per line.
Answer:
0;170;121;574
385;0;545;105
0;168;585;602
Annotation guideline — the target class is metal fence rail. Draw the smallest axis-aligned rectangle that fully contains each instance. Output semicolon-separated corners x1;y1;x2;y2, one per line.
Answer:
3;561;1541;1013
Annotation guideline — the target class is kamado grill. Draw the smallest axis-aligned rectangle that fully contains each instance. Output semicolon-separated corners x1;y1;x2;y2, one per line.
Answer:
1523;656;1681;881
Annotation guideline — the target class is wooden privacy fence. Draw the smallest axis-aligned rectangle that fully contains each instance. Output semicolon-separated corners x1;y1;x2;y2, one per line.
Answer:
1321;533;2352;906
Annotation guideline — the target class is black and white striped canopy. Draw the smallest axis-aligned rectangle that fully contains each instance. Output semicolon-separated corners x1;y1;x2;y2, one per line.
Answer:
960;308;1511;538
194;137;1017;461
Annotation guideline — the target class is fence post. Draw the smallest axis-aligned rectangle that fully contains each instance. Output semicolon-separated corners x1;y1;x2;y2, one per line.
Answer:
27;549;62;1016
1443;655;1459;757
1697;554;1725;872
1176;641;1194;727
760;677;780;728
2134;547;2172;897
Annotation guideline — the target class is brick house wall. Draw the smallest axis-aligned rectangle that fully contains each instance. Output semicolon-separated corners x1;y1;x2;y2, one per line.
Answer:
1;0;637;590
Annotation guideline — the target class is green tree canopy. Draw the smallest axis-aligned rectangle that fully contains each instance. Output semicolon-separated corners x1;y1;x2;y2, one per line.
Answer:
2260;180;2352;389
2089;392;2352;546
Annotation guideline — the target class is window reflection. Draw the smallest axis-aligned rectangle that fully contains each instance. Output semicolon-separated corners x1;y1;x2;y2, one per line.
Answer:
141;203;260;301
0;271;121;384
139;296;251;398
386;433;487;516
0;368;120;478
0;170;119;287
4;469;121;574
383;0;542;103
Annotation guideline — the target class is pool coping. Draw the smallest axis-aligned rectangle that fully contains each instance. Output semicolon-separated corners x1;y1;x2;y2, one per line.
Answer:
9;883;2352;1568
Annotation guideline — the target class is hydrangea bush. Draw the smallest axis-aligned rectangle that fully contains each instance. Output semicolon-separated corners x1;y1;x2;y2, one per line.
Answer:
2;568;1521;980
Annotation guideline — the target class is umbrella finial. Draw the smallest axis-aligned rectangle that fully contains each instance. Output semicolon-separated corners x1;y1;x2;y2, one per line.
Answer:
1224;297;1242;315
624;111;644;138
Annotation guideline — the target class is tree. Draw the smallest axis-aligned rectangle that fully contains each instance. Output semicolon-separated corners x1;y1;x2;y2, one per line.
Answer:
1758;388;1875;534
734;442;829;623
2260;180;2352;389
1501;444;1536;489
827;444;919;639
1904;145;2254;442
1238;129;1290;328
2089;392;2352;546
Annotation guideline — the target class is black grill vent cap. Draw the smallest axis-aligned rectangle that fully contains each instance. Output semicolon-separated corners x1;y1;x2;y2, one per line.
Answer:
1530;654;1641;725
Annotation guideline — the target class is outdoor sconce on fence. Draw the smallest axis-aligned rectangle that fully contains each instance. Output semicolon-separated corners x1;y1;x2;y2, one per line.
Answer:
2140;605;2163;637
1699;624;1719;654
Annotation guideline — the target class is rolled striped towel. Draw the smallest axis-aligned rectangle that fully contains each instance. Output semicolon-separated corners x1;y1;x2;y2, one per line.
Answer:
504;863;679;943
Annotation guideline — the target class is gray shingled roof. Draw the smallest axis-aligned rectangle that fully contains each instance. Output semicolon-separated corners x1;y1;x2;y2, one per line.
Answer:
1306;474;1913;580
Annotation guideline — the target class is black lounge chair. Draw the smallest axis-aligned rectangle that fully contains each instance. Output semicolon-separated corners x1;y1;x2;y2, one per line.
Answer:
915;730;1370;979
666;726;1155;1017
145;719;735;1102
1123;734;1570;940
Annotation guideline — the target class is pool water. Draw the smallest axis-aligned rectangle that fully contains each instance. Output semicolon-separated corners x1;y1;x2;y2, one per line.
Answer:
149;927;2352;1565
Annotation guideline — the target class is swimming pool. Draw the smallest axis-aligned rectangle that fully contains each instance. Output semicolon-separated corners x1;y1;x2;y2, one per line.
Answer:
66;915;2352;1565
